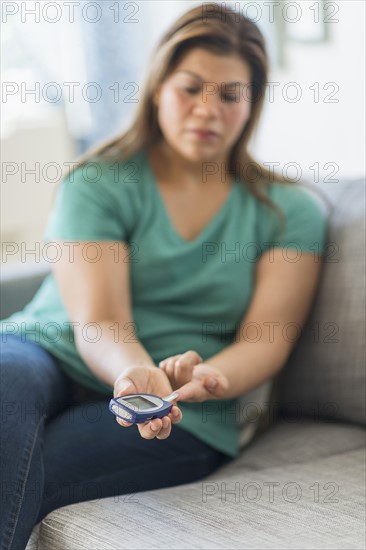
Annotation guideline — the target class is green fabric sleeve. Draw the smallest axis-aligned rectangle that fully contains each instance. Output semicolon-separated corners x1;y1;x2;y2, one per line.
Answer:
44;160;130;242
261;184;328;257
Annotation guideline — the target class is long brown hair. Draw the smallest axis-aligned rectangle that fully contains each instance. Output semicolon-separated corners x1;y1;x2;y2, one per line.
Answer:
52;3;332;234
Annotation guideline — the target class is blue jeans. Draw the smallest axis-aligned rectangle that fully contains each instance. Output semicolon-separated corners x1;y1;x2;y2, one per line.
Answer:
0;334;232;550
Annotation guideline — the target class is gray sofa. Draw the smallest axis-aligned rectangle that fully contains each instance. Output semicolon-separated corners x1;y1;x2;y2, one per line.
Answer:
1;179;364;550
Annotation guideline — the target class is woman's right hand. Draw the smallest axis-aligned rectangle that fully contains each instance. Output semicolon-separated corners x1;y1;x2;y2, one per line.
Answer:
113;365;183;440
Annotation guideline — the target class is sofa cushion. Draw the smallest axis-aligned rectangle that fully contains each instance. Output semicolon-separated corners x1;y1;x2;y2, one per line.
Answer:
32;439;365;549
277;179;366;427
215;418;365;476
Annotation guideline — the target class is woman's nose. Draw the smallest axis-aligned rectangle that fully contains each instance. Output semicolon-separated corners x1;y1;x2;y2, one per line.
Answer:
192;88;222;118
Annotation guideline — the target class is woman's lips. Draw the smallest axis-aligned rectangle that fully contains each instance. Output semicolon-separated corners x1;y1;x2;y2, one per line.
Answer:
189;128;219;140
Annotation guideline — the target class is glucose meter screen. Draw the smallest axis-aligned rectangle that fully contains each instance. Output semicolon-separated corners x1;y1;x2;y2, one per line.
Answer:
125;396;155;410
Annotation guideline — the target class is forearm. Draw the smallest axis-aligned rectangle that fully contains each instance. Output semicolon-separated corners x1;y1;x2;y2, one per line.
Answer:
204;337;292;400
75;320;155;387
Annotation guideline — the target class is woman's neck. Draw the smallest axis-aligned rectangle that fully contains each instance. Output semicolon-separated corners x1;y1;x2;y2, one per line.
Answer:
148;141;230;190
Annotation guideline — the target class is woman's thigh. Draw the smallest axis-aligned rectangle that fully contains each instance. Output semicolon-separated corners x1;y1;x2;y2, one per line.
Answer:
39;396;233;522
0;334;76;421
0;334;77;548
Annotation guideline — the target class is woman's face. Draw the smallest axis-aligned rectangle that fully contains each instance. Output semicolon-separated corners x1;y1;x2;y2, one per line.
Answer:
154;47;252;165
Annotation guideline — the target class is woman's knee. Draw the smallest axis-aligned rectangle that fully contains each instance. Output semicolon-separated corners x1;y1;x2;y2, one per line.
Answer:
1;336;56;383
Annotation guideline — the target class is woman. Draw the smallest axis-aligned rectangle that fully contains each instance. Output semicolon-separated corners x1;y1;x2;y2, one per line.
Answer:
0;4;328;549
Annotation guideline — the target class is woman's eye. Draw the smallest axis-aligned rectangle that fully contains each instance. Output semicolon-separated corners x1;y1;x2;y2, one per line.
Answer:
222;95;238;103
184;87;199;94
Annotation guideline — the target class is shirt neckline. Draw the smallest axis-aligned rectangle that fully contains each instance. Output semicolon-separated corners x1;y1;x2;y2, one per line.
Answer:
141;147;237;245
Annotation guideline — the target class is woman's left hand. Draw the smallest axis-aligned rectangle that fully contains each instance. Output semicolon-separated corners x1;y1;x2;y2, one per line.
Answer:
159;350;230;402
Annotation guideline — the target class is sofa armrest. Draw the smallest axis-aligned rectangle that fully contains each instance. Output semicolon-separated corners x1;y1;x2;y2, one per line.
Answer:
0;262;51;319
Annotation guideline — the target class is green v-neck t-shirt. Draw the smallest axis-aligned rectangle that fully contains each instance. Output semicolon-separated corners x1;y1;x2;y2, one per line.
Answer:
0;148;328;458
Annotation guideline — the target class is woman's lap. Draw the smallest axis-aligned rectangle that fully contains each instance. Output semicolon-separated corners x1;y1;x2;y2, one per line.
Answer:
39;397;231;522
1;334;232;547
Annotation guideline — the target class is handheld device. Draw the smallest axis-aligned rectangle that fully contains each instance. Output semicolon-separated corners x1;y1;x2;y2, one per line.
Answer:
109;392;179;424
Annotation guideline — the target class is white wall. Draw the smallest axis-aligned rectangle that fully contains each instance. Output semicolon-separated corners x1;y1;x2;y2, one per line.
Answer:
251;0;365;182
1;110;77;265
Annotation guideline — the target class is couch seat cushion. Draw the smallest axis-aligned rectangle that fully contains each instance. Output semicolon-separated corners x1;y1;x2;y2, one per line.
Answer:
30;421;365;550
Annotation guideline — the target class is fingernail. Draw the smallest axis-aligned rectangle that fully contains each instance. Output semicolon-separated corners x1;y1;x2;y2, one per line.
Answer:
150;423;159;431
173;409;179;416
208;379;217;388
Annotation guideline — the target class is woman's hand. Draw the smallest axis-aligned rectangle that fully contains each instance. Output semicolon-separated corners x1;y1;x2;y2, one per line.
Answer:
159;350;230;402
113;366;182;440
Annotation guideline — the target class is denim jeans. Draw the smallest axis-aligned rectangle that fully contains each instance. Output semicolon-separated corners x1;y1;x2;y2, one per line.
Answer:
0;334;232;550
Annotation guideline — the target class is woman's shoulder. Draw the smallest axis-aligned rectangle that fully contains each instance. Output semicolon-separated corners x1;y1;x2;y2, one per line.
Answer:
259;181;329;254
44;149;147;243
265;181;327;221
63;148;146;188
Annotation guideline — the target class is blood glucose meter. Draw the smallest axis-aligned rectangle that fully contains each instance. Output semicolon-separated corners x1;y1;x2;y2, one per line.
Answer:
109;392;179;423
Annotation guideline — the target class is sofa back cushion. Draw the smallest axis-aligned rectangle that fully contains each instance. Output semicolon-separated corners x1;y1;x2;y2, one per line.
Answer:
277;179;365;426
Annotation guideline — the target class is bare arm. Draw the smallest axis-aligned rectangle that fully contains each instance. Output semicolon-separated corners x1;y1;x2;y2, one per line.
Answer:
52;240;156;388
200;248;324;400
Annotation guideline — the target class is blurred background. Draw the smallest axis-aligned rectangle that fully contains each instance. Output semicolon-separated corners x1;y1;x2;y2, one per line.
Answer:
1;0;365;269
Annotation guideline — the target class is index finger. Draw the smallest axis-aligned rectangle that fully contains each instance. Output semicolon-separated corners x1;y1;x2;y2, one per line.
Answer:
173;382;204;403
